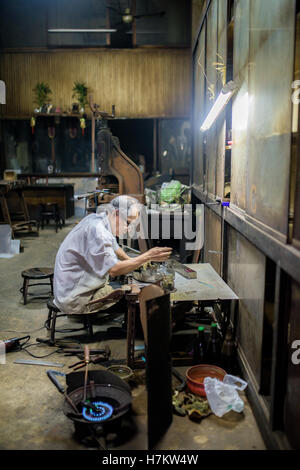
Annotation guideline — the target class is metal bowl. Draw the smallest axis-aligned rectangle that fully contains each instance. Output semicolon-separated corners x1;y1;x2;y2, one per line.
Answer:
186;364;226;397
107;365;133;382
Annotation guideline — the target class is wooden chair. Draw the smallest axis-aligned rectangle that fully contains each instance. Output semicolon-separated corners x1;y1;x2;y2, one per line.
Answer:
0;182;39;238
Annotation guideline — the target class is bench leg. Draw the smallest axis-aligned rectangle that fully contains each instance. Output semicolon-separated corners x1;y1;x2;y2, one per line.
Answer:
127;301;136;368
49;275;54;295
46;306;53;332
50;310;58;345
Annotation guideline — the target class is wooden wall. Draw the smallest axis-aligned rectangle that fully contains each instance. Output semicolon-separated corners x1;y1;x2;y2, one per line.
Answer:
0;48;191;119
192;0;206;46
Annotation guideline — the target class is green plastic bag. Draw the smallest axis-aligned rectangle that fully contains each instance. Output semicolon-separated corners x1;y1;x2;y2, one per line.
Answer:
160;180;183;204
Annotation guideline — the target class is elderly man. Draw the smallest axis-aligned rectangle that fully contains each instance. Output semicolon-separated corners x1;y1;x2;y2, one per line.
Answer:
53;195;172;316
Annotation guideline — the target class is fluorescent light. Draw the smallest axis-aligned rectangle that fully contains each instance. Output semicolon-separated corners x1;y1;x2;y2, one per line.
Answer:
48;29;117;33
200;81;237;132
0;80;5;104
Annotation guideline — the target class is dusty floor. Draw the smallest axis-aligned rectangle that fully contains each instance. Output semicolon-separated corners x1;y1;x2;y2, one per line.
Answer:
0;219;266;451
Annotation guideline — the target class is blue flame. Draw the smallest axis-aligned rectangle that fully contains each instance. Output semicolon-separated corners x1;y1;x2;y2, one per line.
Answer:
82;401;113;422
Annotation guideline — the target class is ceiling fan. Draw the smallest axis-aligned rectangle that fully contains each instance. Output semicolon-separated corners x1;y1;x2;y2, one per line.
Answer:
48;0;165;35
108;0;165;28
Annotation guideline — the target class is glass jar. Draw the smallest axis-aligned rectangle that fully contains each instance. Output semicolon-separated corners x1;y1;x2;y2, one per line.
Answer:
159;261;175;291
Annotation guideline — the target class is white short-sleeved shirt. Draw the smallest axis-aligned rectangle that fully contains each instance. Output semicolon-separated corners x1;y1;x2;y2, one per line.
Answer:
53;213;119;315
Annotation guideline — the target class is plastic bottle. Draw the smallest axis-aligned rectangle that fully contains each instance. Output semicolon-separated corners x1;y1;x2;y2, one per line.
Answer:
193;326;207;364
221;326;236;373
207;322;221;366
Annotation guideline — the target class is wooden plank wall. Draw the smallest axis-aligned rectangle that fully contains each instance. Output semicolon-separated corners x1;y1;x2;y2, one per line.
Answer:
0;48;191;119
192;0;206;46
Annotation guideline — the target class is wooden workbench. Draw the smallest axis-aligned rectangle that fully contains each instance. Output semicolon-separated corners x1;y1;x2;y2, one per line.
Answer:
126;263;238;368
171;263;238;302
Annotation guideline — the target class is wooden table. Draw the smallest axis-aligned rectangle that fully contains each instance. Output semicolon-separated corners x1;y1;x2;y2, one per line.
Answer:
126;263;238;369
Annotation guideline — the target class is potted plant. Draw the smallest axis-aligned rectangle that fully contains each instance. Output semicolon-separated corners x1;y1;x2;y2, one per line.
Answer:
72;81;88;113
33;82;52;112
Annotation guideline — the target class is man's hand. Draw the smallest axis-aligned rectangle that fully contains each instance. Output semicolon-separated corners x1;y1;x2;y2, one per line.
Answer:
145;246;172;262
109;246;172;277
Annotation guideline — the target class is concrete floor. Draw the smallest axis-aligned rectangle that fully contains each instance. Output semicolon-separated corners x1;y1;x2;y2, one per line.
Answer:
0;219;266;450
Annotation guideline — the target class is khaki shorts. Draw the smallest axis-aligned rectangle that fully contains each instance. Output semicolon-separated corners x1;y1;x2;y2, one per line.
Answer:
84;283;117;314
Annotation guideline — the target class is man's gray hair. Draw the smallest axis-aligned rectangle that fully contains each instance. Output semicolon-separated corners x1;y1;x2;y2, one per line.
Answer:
97;195;142;220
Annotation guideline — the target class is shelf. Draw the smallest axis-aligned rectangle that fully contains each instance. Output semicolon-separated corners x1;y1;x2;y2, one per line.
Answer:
33;112;88;118
0;114;90;120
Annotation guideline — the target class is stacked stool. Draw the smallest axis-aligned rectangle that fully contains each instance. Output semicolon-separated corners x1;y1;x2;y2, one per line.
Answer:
39;203;63;233
21;267;54;305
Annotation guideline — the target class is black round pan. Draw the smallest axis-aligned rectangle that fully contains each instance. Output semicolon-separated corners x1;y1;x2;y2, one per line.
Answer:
47;369;132;425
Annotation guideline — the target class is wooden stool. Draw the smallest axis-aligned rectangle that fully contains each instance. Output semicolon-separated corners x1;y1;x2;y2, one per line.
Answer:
45;297;94;345
21;267;54;305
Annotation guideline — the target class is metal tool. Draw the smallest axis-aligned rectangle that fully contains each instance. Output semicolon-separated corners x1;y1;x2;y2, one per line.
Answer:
134;344;145;351
77;190;104;200
172;368;186;392
59;346;110;356
83;345;90;402
2;336;30;352
171;260;197;279
14;359;64;367
67;345;111;370
69;355;108;371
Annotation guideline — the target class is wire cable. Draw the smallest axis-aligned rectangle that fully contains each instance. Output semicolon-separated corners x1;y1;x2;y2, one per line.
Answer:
19;336;83;358
20;343;60;359
7;336;60;359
